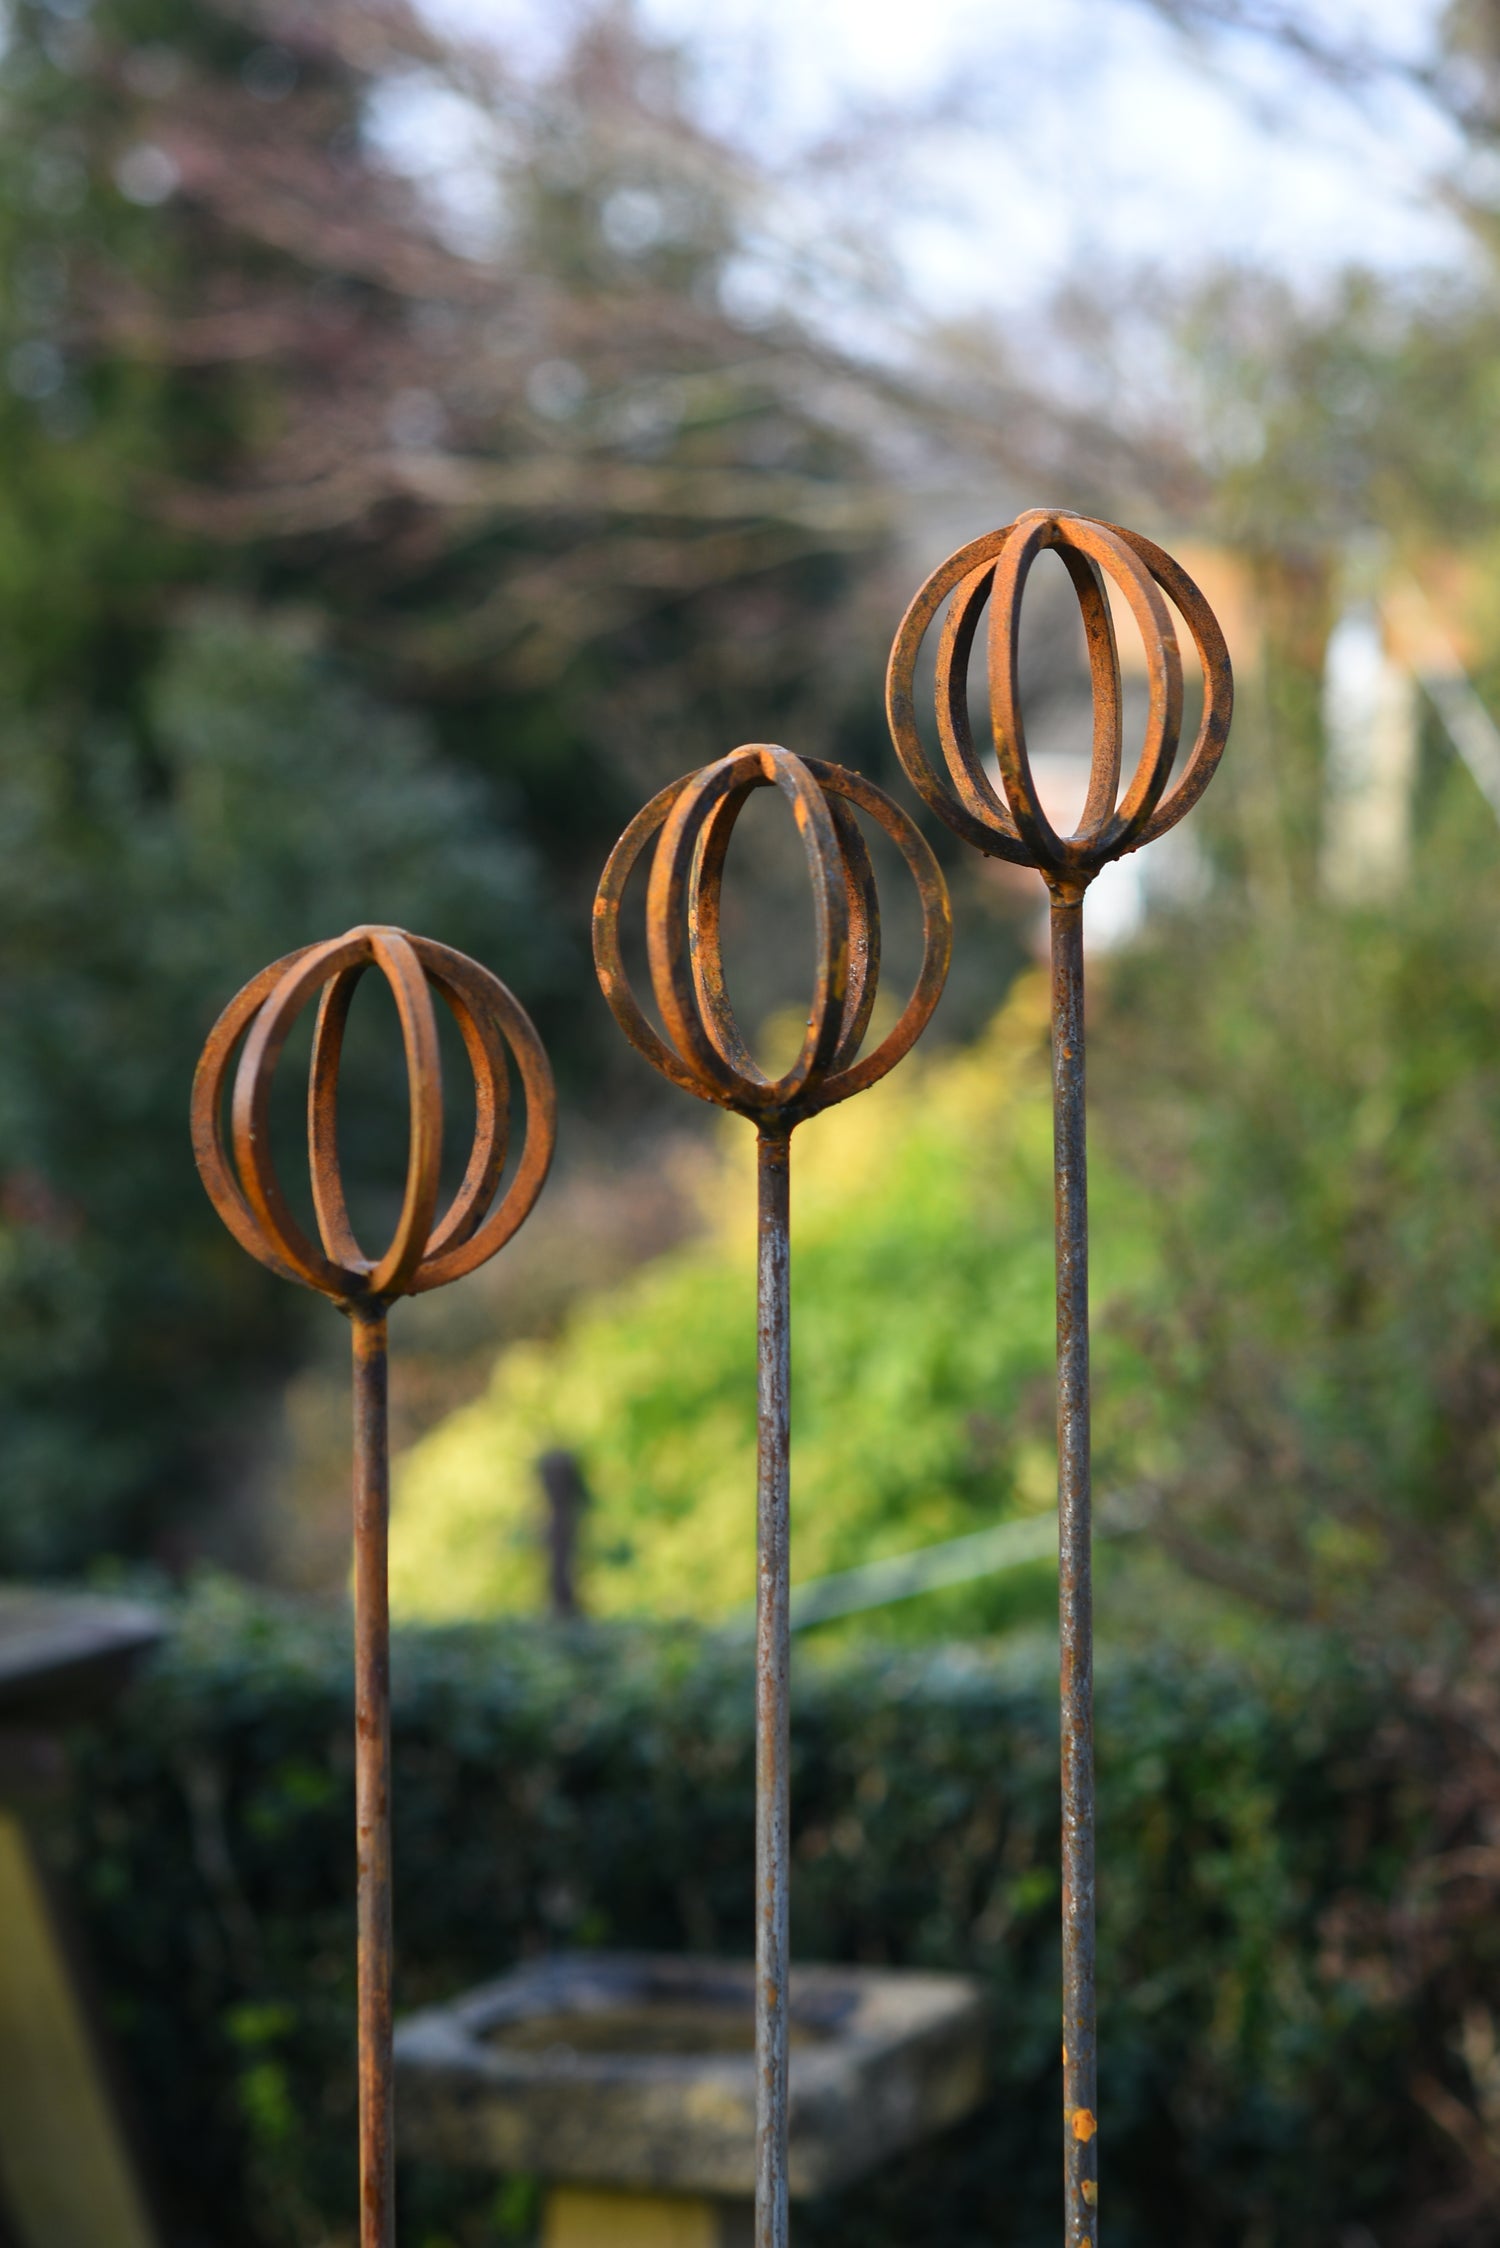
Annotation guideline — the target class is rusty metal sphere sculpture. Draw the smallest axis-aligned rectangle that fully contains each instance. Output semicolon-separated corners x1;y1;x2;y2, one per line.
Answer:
887;507;1234;2248
594;743;951;2248
191;922;554;2248
886;506;1234;899
192;923;555;1308
593;743;952;1129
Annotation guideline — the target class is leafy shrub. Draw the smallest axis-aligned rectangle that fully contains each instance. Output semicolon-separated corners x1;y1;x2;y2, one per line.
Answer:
0;608;544;1571
1098;754;1500;1670
56;1581;1471;2247
390;978;1156;1629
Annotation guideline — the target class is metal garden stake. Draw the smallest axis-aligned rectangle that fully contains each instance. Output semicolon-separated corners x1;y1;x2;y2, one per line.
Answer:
593;745;952;2248
887;510;1234;2244
191;924;556;2248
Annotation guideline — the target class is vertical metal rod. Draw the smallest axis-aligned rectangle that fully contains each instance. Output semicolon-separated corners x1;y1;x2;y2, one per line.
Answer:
755;1126;792;2248
1052;893;1097;2246
352;1306;394;2248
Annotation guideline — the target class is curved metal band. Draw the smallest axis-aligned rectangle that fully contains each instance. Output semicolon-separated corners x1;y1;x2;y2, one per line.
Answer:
593;747;952;1127
648;745;851;1113
308;950;513;1279
592;775;713;1107
191;944;321;1287
885;507;1232;883
684;763;881;1091
799;758;952;1109
937;536;1127;856
990;512;1181;874
190;925;555;1306
229;930;442;1298
407;936;555;1293
1101;520;1234;846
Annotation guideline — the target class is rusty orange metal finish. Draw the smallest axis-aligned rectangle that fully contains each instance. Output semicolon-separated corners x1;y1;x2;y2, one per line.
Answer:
594;746;952;2248
886;509;1232;900
192;925;556;2248
887;510;1233;2248
594;745;951;1129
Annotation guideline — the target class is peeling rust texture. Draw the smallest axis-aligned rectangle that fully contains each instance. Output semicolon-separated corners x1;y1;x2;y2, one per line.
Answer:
192;925;556;2248
886;511;1234;2246
594;746;952;2248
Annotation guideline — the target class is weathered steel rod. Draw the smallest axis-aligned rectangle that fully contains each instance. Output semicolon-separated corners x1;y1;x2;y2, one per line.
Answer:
755;1128;792;2248
595;747;952;2244
192;926;555;2248
888;511;1233;2243
1051;896;1097;2231
352;1307;395;2248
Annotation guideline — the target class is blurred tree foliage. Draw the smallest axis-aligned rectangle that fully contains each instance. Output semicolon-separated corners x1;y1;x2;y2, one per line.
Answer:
0;606;540;1567
1057;14;1500;2201
0;0;902;894
1143;5;1500;557
0;0;951;1570
1084;682;1500;2229
1100;743;1500;1659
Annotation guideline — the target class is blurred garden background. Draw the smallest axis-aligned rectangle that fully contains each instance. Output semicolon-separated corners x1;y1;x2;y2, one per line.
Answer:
11;0;1500;2240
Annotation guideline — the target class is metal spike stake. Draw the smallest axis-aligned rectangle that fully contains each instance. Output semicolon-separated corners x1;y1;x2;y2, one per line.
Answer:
594;747;952;2248
191;925;556;2248
887;511;1234;2244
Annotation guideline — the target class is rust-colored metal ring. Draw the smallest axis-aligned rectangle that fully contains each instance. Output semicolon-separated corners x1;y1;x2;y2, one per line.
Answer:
191;924;556;1306
593;745;952;1128
885;507;1233;891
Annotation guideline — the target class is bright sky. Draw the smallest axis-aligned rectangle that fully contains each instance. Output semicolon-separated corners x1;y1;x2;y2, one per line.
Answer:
426;0;1470;312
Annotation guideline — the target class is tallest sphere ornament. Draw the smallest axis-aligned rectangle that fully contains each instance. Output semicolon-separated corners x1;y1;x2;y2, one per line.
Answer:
886;506;1232;896
888;508;1233;2248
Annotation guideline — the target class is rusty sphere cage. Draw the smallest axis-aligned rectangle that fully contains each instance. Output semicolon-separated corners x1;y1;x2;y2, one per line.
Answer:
885;506;1234;896
887;505;1235;2248
594;743;952;2248
191;922;556;2248
593;742;953;1129
191;923;555;1309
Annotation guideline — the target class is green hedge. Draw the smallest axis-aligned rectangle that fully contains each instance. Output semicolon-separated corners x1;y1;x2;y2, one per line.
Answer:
54;1583;1466;2246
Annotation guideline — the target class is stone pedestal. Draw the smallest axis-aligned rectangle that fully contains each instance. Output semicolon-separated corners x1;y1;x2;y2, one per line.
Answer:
542;2186;750;2248
396;1950;986;2227
0;1586;163;2248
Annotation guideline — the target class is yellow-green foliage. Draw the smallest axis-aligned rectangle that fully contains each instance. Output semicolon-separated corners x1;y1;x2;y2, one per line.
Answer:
390;975;1155;1623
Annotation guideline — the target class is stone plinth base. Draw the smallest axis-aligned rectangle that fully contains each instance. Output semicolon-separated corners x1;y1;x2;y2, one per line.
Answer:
543;2187;751;2248
396;1950;987;2200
